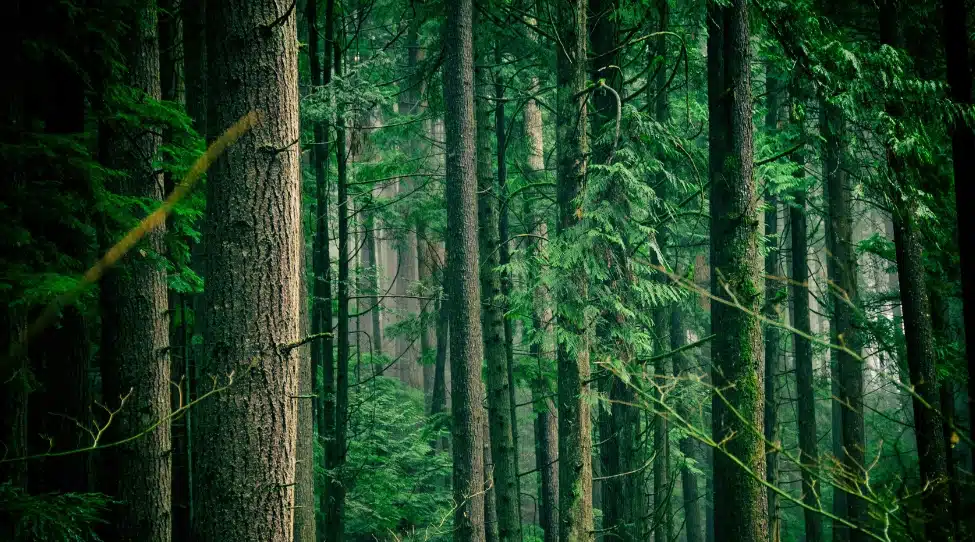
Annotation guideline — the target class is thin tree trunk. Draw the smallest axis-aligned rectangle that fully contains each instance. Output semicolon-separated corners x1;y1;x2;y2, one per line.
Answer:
555;2;594;541
308;3;337;539
789;85;821;541
192;1;302;540
99;2;172;539
672;307;703;542
763;60;782;542
294;240;316;542
327;15;351;541
443;1;487;540
706;1;767;541
475;21;522;542
822;93;865;542
523;22;558;538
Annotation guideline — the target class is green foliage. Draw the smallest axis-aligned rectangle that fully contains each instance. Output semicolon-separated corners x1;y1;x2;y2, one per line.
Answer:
0;483;110;542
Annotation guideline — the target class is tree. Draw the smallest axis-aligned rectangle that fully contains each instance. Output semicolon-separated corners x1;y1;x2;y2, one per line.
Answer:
475;15;521;542
555;1;595;541
706;1;767;541
192;0;302;540
442;0;487;540
98;1;171;539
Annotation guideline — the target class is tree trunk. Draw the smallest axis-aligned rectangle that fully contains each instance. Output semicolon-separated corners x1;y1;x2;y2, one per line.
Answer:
879;4;953;541
98;2;172;539
308;2;337;539
294;240;316;542
763;60;782;542
555;2;594;541
941;0;975;449
822;94;865;542
475;21;522;542
523;24;559;538
789;87;821;542
672;307;704;542
706;1;767;541
192;1;302;540
443;1;487;540
328;17;352;541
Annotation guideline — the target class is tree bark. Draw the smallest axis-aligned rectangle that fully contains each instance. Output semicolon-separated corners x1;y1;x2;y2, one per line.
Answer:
672;307;704;542
555;2;594;541
443;0;487;540
789;84;821;542
99;2;172;539
475;21;522;542
523;22;559;538
192;1;302;540
706;1;768;541
878;4;953;541
941;0;975;449
822;94;865;542
763;60;783;542
294;240;316;542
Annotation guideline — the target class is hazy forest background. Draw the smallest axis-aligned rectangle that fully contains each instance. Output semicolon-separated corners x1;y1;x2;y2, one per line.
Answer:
2;0;975;541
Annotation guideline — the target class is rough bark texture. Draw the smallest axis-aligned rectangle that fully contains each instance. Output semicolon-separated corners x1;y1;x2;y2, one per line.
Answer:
706;2;768;542
879;4;952;541
555;2;594;541
192;1;301;540
475;24;522;542
443;1;487;540
822;95;865;542
98;2;172;539
941;0;975;448
672;307;704;542
294;240;316;542
763;61;782;542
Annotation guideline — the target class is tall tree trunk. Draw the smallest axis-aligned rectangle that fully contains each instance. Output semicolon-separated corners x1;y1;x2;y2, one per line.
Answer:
878;4;953;541
523;22;558;538
822;94;865;542
309;1;337;539
443;1;487;540
941;0;975;448
192;1;302;540
555;2;594;541
789;85;821;542
328;15;351;541
672;307;704;542
182;0;206;137
763;60;782;542
485;422;500;542
706;2;767;542
99;2;172;539
475;20;522;542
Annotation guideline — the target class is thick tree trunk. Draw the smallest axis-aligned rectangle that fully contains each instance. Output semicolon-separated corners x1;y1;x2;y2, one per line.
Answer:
822;96;865;542
706;2;767;542
443;1;487;540
99;2;172;539
555;2;594;541
941;0;975;448
475;23;522;542
879;4;953;541
192;1;302;540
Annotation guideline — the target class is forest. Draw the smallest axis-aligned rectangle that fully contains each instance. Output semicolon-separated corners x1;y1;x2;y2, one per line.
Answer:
2;0;974;541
